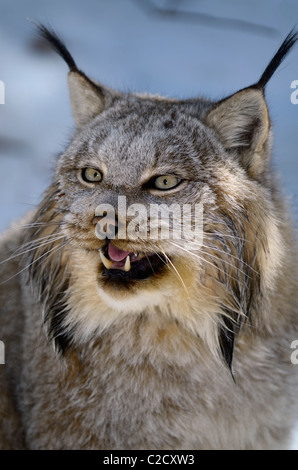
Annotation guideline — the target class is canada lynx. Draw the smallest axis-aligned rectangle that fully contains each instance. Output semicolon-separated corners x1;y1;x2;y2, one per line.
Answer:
0;26;297;449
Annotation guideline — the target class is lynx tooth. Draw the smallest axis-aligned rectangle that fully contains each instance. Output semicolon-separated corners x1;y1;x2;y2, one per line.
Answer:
99;250;113;270
124;255;131;272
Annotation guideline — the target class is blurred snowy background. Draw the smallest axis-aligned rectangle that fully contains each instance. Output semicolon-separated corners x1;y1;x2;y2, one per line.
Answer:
0;0;297;449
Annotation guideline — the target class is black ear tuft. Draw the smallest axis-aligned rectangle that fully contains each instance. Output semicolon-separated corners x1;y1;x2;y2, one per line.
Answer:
257;28;298;88
36;23;78;72
35;23;117;127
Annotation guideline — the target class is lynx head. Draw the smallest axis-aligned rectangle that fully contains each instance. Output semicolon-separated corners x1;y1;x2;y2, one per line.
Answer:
25;26;297;371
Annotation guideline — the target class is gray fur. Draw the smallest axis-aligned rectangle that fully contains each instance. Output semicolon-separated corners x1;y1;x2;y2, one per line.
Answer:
0;27;297;449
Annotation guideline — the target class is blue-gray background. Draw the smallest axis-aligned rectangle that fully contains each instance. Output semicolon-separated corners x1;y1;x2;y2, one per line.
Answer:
0;0;297;448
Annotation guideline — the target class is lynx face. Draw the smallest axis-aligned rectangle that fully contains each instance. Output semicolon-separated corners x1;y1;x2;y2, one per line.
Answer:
24;26;297;368
56;97;218;299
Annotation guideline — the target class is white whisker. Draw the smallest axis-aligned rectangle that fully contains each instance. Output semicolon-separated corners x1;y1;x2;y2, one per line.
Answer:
1;235;65;266
155;241;189;297
0;240;69;286
167;241;248;283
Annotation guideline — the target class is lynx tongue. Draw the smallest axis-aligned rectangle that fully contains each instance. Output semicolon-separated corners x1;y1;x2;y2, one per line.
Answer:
108;243;130;262
98;243;132;272
100;244;140;272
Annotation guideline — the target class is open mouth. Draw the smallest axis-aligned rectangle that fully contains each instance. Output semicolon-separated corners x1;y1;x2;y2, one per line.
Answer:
99;242;168;281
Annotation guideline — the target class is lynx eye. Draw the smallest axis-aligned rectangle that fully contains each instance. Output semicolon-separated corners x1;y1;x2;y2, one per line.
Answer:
153;175;181;190
81;167;103;183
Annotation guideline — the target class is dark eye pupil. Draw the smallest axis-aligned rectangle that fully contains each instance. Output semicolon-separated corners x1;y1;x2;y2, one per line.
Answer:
163;178;168;185
81;168;102;183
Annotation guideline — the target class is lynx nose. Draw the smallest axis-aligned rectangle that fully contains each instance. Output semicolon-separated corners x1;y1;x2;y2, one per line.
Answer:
92;214;118;240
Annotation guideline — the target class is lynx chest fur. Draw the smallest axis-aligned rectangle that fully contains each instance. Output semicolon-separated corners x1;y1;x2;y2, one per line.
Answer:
0;27;297;450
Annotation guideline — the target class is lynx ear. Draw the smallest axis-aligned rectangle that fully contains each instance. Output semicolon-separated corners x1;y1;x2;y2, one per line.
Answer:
36;24;117;127
206;29;298;175
205;88;270;174
68;71;113;127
